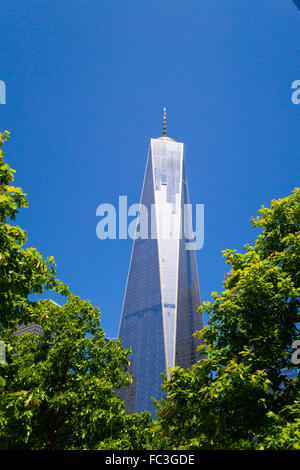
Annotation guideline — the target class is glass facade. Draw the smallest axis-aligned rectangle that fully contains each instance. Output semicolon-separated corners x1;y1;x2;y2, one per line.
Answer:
15;323;43;336
118;136;203;414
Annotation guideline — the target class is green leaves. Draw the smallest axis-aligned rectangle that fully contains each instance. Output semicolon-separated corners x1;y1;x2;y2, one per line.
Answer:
1;129;298;449
154;188;300;450
0;131;70;329
0;296;152;449
0;132;28;224
0;130;153;449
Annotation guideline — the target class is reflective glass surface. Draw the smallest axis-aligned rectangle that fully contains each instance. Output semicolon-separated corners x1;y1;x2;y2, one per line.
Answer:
118;138;203;414
118;152;165;414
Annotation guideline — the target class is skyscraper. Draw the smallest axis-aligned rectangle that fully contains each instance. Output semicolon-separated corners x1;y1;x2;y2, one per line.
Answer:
118;110;203;414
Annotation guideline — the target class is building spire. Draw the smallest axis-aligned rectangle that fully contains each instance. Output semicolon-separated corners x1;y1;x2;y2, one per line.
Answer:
157;107;175;141
162;107;167;136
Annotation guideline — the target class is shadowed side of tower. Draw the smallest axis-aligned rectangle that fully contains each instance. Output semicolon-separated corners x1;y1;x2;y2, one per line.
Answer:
175;161;203;368
118;150;165;414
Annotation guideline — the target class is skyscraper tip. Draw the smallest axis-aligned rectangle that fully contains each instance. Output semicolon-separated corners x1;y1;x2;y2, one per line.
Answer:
163;107;166;137
157;107;175;142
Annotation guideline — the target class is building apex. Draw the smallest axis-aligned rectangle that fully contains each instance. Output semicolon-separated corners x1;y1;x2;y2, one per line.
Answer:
163;107;166;136
157;107;176;142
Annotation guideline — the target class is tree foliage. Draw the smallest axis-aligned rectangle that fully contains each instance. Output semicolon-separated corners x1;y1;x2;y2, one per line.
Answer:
0;296;152;449
0;131;152;449
0;130;68;330
1;129;299;450
154;188;300;449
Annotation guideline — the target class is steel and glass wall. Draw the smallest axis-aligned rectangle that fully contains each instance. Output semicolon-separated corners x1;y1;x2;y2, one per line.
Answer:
118;137;203;414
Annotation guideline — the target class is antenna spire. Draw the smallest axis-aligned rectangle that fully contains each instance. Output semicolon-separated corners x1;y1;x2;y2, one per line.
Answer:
162;107;167;136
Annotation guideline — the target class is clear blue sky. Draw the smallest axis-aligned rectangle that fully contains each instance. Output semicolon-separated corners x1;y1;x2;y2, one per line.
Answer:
0;1;299;337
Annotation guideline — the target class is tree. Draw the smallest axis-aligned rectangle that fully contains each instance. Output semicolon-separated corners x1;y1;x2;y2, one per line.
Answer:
0;130;152;449
0;296;152;449
154;188;300;449
0;130;68;330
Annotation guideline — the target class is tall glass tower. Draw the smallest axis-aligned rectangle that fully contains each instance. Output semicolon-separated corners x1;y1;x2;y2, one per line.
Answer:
118;110;203;414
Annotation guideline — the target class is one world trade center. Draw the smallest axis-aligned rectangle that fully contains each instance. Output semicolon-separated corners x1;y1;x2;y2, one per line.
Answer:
118;109;204;414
